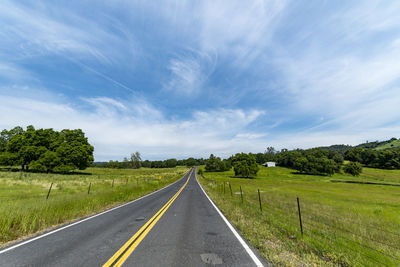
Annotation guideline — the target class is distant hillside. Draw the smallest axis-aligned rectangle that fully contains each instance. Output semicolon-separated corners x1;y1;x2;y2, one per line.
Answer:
375;139;400;150
317;144;353;155
356;137;399;150
316;138;399;154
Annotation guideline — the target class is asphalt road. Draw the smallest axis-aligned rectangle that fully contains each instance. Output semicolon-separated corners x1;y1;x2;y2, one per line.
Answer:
0;168;266;266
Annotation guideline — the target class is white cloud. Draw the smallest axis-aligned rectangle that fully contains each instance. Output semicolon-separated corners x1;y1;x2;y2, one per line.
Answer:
0;93;266;160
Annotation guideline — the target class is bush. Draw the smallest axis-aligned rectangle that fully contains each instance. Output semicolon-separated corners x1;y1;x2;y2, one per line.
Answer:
295;156;336;176
343;162;362;176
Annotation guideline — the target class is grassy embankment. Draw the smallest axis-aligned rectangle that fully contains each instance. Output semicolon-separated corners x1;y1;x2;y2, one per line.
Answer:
198;166;400;266
0;167;187;247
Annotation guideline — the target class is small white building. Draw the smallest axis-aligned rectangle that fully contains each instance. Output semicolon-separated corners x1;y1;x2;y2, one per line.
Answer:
262;162;276;167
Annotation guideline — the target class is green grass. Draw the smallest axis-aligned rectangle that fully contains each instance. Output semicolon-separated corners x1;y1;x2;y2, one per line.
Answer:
198;166;400;266
375;139;400;150
0;167;187;247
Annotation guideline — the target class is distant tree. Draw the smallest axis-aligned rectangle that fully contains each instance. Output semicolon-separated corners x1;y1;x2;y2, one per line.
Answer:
294;156;336;176
343;162;362;176
141;160;151;168
205;154;230;172
205;154;218;171
165;158;178;168
231;153;259;177
130;151;142;168
186;157;198;167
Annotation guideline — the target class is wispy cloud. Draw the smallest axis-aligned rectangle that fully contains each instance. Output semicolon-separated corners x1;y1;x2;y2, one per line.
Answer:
0;91;266;160
1;0;400;160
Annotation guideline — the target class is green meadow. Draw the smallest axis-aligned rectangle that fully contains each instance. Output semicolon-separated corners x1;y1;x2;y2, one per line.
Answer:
0;167;187;247
198;166;400;266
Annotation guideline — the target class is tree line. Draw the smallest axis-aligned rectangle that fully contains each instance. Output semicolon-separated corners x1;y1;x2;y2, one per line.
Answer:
205;153;259;178
344;147;400;169
0;126;94;172
204;148;361;177
92;156;206;169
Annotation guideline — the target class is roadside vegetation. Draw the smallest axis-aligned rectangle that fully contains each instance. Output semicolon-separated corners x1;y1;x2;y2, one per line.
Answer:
0;167;187;247
198;166;400;266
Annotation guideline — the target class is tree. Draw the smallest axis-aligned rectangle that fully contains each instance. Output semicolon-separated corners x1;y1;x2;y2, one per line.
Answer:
205;154;230;172
185;157;198;167
343;162;362;176
130;151;142;168
294;155;336;176
0;126;94;172
231;153;259;177
205;154;218;171
165;158;177;168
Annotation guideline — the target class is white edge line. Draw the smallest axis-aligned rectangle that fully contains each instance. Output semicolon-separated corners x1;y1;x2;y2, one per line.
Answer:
195;173;264;267
0;169;191;255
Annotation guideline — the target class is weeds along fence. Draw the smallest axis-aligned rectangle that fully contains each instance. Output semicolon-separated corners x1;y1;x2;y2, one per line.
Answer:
200;175;400;266
39;176;167;200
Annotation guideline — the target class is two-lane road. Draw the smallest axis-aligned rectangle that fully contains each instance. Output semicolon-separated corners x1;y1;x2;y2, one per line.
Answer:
0;168;266;266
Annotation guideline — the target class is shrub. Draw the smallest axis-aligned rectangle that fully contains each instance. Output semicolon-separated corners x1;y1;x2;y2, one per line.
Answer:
343;162;362;176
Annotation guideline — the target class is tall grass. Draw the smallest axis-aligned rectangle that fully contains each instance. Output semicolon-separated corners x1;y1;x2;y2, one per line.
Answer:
0;167;187;247
198;166;400;266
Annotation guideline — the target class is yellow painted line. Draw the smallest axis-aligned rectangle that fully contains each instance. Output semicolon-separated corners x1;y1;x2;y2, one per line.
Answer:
103;169;193;267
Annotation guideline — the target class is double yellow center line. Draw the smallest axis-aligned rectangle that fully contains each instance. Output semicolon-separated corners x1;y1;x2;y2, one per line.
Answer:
103;169;193;267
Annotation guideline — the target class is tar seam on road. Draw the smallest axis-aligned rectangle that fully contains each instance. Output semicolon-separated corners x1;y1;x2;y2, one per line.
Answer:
0;169;191;255
103;169;193;267
195;173;265;267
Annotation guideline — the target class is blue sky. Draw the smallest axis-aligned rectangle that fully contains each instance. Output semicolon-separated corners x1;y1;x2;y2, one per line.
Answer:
1;0;400;161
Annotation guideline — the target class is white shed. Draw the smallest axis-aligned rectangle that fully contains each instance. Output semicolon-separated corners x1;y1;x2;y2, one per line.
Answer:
262;162;276;167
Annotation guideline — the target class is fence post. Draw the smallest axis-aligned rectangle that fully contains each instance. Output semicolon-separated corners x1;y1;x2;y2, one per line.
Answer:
229;182;233;197
46;182;53;200
112;179;114;188
258;189;262;212
240;185;243;203
297;197;303;237
223;182;225;194
88;182;91;194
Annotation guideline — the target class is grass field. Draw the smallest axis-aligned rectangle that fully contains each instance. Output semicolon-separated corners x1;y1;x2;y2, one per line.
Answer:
0;167;187;247
198;166;400;266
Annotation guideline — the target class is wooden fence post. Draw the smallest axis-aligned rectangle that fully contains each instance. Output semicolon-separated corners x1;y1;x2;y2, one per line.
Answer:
240;185;243;203
297;197;303;237
46;182;53;200
88;182;92;194
258;189;262;212
229;182;233;197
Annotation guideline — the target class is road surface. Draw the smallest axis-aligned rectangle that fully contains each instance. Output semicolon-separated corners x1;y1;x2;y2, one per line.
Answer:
0;168;266;266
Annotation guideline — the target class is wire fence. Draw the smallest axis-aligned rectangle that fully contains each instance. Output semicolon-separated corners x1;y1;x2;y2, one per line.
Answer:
201;174;400;266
